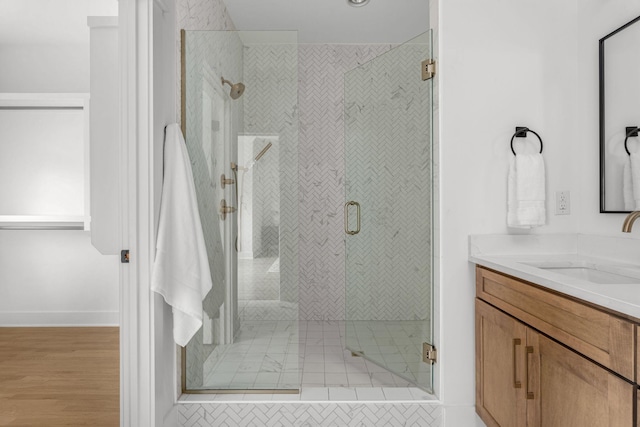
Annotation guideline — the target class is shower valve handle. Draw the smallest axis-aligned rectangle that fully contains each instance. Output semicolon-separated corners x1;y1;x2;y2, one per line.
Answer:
219;199;237;220
220;174;235;188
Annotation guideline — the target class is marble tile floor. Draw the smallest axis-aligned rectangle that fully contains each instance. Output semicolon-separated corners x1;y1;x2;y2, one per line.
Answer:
347;319;432;386
194;320;434;402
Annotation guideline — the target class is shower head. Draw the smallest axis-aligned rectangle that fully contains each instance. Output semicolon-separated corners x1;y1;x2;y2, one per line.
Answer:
221;77;245;99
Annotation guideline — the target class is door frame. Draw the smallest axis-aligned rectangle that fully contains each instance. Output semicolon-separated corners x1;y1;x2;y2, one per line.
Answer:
119;0;156;425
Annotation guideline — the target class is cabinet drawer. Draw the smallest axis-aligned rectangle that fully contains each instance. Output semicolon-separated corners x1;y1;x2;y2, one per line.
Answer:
476;266;635;381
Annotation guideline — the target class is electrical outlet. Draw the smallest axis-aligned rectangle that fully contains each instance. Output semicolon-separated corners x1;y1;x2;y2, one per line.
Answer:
555;191;570;215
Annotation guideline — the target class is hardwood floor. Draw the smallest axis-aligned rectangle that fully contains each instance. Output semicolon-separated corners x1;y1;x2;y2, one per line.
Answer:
0;327;119;426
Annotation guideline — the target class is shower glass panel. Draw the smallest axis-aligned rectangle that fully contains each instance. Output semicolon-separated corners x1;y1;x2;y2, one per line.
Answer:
182;30;299;392
344;30;434;392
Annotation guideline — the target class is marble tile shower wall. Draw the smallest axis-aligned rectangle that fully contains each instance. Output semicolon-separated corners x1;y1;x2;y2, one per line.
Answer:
177;0;426;322
298;44;393;320
250;136;280;258
243;44;299;304
344;42;432;322
177;0;237;123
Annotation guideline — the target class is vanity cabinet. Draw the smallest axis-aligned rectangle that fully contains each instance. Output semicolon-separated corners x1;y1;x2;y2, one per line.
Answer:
476;266;637;427
476;299;526;427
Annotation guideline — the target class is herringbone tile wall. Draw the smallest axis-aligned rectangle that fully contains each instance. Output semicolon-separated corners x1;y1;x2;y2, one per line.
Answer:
178;402;442;426
344;37;432;322
243;44;299;304
298;44;393;321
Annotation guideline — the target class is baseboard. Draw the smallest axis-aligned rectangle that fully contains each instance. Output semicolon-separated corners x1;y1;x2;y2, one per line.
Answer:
0;311;119;326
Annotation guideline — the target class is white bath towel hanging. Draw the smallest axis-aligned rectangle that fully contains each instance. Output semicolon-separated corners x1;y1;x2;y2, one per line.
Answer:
151;123;212;347
630;151;640;210
623;157;635;211
507;153;546;228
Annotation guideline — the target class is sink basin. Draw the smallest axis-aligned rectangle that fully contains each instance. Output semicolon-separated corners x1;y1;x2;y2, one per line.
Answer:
522;261;640;285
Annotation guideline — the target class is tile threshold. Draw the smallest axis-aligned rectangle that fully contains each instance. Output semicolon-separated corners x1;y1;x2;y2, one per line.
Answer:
179;387;436;403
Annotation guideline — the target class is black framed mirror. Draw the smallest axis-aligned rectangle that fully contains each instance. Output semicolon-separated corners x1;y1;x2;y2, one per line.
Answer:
599;15;640;213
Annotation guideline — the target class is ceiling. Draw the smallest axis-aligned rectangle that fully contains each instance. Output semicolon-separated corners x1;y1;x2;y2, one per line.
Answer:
223;0;430;44
0;0;428;46
0;0;118;45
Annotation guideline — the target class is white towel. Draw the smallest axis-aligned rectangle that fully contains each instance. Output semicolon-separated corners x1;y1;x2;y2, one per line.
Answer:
630;152;640;210
623;157;635;211
151;124;213;347
507;153;546;228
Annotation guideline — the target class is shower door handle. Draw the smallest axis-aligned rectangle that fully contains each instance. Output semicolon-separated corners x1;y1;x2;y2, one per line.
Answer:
344;201;361;235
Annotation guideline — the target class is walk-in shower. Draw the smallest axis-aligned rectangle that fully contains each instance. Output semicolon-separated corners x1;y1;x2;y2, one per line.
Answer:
180;29;433;395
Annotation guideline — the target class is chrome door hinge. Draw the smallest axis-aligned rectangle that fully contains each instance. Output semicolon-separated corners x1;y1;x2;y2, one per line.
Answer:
421;58;436;81
423;342;437;364
121;250;130;263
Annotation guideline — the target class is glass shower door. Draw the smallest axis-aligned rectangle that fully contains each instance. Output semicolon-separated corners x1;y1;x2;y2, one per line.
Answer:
182;30;236;391
344;30;434;392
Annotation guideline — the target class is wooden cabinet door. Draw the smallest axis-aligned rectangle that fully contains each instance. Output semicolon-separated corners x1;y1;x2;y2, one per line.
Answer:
476;299;527;427
637;388;640;427
526;330;635;427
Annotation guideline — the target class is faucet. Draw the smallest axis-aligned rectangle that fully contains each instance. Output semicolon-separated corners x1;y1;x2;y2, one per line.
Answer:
622;211;640;232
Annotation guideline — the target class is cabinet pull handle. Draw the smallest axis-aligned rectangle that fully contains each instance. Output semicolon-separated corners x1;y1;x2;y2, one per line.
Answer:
525;346;534;399
513;338;522;389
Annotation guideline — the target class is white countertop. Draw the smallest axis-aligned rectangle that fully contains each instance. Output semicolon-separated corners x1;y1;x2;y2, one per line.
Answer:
469;234;640;321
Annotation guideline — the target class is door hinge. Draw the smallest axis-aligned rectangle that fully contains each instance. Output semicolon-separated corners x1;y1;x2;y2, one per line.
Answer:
421;58;436;81
423;342;437;364
121;250;130;263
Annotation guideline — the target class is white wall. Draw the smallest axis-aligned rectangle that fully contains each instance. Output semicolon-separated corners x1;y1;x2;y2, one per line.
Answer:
439;0;580;416
0;44;89;93
0;230;118;325
439;0;640;421
0;1;119;326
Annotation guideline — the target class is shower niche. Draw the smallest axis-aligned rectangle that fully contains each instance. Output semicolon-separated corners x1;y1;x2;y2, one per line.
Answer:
236;135;279;262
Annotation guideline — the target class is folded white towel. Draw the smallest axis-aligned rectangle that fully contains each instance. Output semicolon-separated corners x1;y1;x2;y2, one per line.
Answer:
623;157;635;211
630;152;640;210
151;124;213;347
507;153;546;228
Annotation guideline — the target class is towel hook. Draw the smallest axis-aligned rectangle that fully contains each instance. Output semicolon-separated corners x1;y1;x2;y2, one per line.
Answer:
510;127;543;156
624;126;639;155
